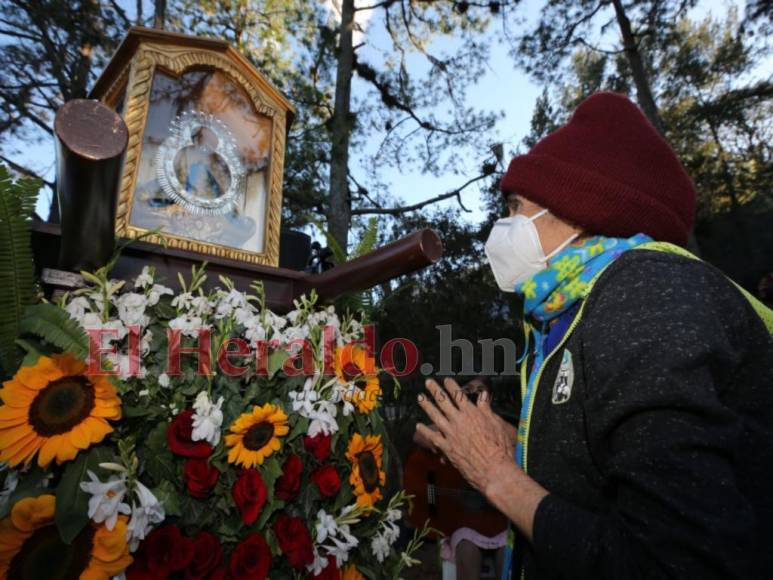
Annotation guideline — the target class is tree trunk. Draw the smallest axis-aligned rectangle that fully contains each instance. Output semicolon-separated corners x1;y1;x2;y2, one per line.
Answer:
327;0;356;255
610;0;700;254
136;0;143;25
610;0;666;136
154;0;167;29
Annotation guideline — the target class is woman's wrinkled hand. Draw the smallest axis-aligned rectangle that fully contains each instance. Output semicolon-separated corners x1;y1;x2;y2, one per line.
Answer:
416;377;517;492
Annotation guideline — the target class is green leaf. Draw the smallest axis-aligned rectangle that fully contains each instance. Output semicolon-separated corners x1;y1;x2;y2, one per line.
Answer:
255;497;284;530
140;421;177;484
19;303;89;360
152;480;181;517
352;216;379;259
286;416;309;443
267;350;289;378
0;165;40;376
123;405;153;418
55;446;115;544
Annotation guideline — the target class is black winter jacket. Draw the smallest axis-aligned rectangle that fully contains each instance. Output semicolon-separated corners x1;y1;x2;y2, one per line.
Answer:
513;249;773;579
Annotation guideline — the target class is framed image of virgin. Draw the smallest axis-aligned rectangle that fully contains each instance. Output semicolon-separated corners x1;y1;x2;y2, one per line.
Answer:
90;28;294;266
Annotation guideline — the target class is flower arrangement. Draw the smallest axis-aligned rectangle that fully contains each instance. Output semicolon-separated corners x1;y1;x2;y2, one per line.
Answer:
0;259;428;580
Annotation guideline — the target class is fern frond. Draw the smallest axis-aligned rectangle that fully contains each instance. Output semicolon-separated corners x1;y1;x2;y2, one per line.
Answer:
352;217;379;259
19;303;89;361
0;165;41;375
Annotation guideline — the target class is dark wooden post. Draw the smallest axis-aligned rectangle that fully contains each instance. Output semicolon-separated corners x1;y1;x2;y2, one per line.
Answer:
295;229;442;303
54;99;128;271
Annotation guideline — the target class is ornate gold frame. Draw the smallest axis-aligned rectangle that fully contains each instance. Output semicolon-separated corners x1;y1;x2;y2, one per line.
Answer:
103;41;287;266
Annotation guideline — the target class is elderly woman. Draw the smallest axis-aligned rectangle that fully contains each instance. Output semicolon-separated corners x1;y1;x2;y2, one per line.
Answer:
416;92;773;580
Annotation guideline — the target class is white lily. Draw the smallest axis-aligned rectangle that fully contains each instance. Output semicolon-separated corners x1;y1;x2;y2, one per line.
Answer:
79;470;131;531
191;391;224;446
127;481;165;552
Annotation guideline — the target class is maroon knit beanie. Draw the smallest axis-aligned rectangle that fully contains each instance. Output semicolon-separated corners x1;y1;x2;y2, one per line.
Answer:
500;92;696;246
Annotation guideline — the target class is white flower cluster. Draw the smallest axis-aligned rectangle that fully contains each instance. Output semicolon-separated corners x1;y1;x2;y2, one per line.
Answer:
79;466;165;552
63;266;368;434
65;267;172;379
370;507;401;563
308;507;360;574
191;391;224;446
289;375;340;437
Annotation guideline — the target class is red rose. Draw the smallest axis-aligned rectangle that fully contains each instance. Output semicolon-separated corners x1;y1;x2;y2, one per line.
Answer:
127;524;195;578
185;531;222;580
274;453;303;501
312;556;340;579
233;469;267;525
310;465;341;498
184;458;219;499
228;533;271;579
167;410;212;458
273;513;314;570
303;433;332;461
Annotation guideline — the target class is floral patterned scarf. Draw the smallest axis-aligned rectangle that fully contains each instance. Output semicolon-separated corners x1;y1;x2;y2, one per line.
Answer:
515;233;653;322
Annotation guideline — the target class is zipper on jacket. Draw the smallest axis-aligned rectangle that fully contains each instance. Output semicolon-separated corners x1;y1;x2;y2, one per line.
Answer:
517;299;589;580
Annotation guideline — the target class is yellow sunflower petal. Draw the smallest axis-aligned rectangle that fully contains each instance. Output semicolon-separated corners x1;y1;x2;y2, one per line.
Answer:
54;438;81;464
92;378;119;400
1;434;43;468
342;564;365;580
81;417;114;444
0;424;35;448
91;517;130;563
0;517;29;549
37;435;64;468
0;383;37;408
67;422;92;450
0;406;29;421
90;404;121;420
50;353;86;376
15;357;63;390
10;495;55;532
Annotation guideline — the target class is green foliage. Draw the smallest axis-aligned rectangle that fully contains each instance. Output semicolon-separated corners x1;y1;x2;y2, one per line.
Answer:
0;165;40;376
311;216;381;316
19;303;89;361
140;421;177;484
55;446;116;544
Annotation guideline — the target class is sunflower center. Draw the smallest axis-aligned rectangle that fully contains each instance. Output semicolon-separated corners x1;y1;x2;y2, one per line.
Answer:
8;523;95;580
342;361;362;383
243;422;275;451
28;376;95;437
357;451;379;492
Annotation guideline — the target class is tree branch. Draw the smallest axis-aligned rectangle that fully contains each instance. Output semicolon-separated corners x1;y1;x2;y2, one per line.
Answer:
0;154;54;189
351;173;488;215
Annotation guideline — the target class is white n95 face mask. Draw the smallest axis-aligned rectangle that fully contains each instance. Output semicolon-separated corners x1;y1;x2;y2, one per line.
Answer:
484;209;578;292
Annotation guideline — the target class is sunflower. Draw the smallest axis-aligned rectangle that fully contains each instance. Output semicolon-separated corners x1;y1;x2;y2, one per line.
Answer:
341;564;365;580
342;564;365;580
225;403;289;468
0;494;132;580
334;345;381;414
345;433;385;508
0;354;122;469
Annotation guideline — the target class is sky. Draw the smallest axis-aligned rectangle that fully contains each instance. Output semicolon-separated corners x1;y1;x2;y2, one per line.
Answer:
344;0;761;226
13;0;766;227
